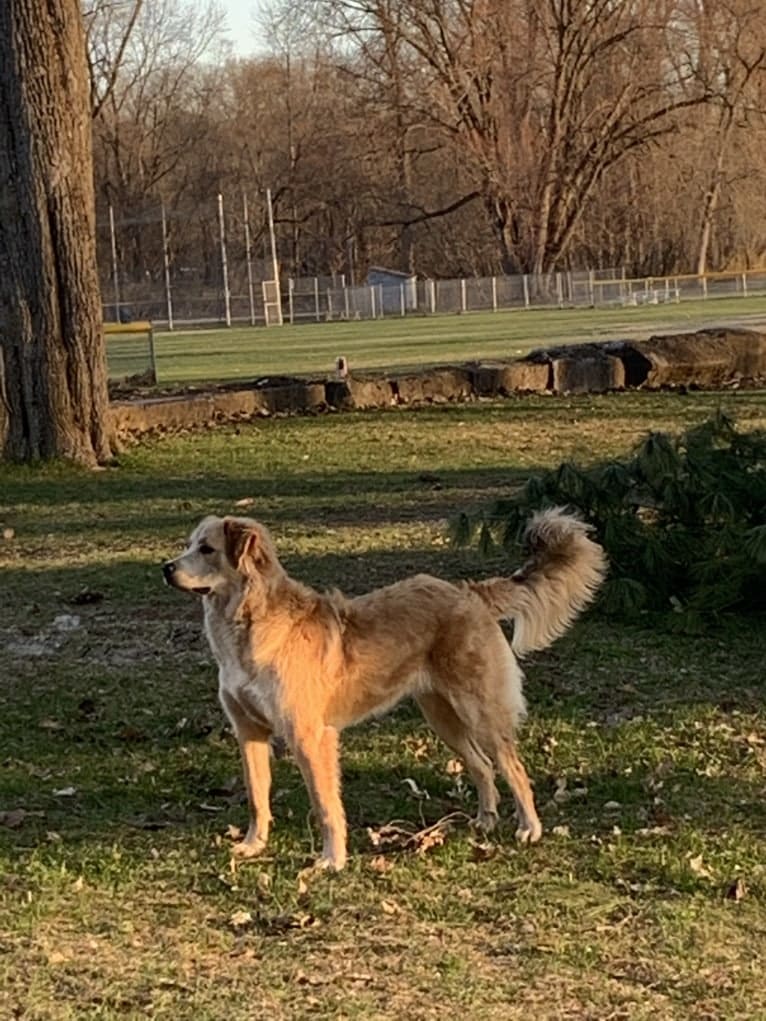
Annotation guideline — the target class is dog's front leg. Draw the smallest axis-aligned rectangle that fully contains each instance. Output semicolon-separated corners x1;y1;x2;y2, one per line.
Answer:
292;725;347;871
220;690;273;858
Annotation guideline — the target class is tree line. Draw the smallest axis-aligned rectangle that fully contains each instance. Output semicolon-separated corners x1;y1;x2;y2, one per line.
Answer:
88;0;766;288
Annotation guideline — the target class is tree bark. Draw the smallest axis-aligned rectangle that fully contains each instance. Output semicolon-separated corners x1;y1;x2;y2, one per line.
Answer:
0;0;112;465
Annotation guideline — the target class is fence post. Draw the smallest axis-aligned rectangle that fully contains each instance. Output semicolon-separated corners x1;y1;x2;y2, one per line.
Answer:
344;284;350;319
556;272;563;307
742;272;748;297
588;269;595;306
460;277;467;313
701;273;708;299
429;279;436;314
242;192;256;326
160;201;174;330
327;291;333;321
217;193;231;327
264;187;283;326
491;276;497;311
400;283;406;316
522;274;530;308
108;204;121;322
370;285;376;319
288;278;295;324
314;277;321;322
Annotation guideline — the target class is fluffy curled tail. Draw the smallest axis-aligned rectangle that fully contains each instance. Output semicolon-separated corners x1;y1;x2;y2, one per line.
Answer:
467;508;607;655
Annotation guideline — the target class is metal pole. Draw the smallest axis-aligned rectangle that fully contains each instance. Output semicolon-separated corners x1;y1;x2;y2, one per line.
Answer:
265;187;282;325
217;193;231;327
400;283;405;317
108;204;121;322
243;192;256;326
314;276;320;322
491;276;497;312
160;201;174;331
522;274;530;308
288;278;295;325
460;277;467;313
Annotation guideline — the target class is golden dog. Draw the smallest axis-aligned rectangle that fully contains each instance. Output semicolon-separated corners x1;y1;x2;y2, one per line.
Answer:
163;509;606;870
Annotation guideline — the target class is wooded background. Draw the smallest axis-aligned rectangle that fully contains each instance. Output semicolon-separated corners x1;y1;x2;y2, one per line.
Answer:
85;0;766;297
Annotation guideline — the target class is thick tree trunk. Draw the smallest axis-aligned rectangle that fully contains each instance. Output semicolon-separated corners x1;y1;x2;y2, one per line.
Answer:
0;0;112;464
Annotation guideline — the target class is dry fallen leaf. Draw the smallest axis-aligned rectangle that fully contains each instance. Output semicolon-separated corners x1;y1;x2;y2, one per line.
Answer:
688;854;715;880
368;855;394;875
470;839;498;861
38;718;63;732
553;777;589;804
380;899;400;915
726;878;747;901
0;808;44;829
229;909;254;928
294;969;325;987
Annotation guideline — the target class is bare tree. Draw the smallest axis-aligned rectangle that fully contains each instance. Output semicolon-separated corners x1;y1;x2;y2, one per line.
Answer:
0;0;112;464
84;0;145;118
684;0;766;274
310;0;714;274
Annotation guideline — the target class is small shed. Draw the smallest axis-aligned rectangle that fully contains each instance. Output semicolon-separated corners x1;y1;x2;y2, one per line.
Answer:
366;266;418;314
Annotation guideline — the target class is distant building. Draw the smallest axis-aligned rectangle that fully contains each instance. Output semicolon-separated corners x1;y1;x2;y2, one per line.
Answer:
366;266;418;314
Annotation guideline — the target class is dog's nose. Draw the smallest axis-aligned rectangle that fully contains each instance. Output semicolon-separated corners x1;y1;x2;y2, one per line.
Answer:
162;561;176;583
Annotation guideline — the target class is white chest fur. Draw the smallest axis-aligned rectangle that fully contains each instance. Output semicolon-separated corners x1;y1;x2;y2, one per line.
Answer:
203;598;281;732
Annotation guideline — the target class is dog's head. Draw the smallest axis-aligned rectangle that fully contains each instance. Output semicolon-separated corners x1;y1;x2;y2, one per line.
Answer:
162;515;281;597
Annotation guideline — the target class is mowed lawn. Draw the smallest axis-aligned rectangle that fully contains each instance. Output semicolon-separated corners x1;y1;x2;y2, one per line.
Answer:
107;295;766;385
1;390;766;1019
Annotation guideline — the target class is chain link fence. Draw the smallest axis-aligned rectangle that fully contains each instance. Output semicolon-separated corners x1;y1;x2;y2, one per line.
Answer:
98;196;766;332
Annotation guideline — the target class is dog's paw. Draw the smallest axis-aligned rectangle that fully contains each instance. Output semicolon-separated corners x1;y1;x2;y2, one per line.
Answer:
473;809;499;833
313;853;346;873
231;837;268;859
514;820;543;845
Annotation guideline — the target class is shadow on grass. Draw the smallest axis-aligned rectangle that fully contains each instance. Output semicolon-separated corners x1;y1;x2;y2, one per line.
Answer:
0;463;535;541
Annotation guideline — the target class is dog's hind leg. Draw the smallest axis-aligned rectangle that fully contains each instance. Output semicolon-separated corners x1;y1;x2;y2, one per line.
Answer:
220;690;273;858
292;725;348;871
492;738;542;844
416;692;500;832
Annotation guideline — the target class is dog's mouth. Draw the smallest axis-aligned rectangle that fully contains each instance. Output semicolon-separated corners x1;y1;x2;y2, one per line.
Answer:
191;586;212;596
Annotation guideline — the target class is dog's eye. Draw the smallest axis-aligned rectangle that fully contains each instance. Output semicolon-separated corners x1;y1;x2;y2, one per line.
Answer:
198;543;215;555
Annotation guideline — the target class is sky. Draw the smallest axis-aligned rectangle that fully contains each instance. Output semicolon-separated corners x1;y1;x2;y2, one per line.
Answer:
219;0;262;56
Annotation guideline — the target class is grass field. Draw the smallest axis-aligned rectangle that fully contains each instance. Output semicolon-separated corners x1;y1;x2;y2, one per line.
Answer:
107;295;766;386
1;390;766;1019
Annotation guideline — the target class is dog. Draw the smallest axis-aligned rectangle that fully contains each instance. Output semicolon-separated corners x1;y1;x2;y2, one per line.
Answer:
163;509;606;870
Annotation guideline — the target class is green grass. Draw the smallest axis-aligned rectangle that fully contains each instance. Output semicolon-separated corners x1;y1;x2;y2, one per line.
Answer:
107;295;766;386
1;390;765;1019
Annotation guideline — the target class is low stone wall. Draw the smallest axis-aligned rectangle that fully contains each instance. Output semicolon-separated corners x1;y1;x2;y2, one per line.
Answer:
110;328;766;439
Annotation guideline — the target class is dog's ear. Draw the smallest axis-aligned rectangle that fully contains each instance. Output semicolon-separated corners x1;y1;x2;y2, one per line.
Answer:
223;518;264;574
